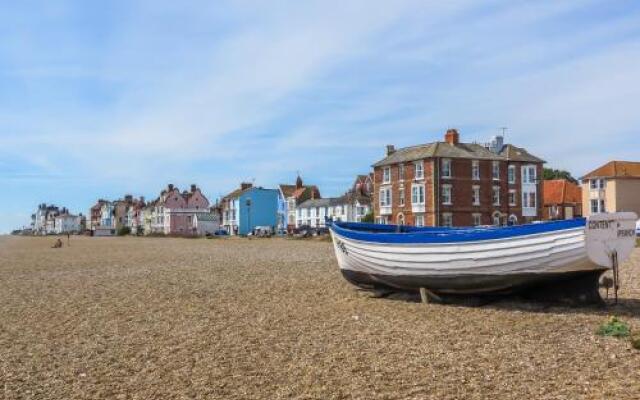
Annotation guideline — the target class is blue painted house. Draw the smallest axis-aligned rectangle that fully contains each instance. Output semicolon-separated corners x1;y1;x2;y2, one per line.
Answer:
238;187;280;235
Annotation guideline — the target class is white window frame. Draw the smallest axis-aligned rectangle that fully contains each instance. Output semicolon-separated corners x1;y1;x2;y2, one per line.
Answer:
590;199;598;213
441;184;452;205
441;159;452;178
493;186;500;206
399;188;405;206
399;164;405;180
414;162;424;180
508;165;516;184
379;188;392;207
411;184;425;205
415;215;425;227
472;160;480;181
382;167;391;184
472;185;480;206
508;189;517;206
492;161;500;180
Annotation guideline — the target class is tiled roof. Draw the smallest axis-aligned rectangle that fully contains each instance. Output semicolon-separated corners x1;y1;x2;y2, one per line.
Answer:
581;161;640;179
543;179;582;205
372;141;543;167
298;197;348;208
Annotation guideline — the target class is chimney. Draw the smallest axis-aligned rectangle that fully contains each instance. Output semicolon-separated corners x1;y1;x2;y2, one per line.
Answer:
168;184;174;192
296;174;303;189
125;194;133;202
191;184;197;193
489;135;504;153
140;196;145;203
445;129;459;145
386;145;396;156
241;182;253;190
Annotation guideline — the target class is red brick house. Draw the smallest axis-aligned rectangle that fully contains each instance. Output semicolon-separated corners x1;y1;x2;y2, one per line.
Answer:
543;179;582;220
372;129;544;227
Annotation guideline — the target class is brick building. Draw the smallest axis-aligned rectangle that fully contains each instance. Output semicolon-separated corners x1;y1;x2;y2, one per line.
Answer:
542;179;582;220
372;129;544;227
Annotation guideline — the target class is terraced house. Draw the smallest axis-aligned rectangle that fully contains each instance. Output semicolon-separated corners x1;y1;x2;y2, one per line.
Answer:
372;129;544;227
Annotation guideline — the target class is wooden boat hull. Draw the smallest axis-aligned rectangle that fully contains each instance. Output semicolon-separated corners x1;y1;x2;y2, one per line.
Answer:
330;221;605;295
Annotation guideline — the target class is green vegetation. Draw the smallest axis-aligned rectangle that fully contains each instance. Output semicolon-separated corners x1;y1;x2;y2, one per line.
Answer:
597;316;630;338
543;168;578;184
361;211;374;223
117;226;131;236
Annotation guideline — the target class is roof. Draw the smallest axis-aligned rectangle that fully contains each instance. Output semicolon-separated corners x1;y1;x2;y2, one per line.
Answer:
196;213;218;221
372;141;544;167
581;161;640;180
298;197;348;208
543;179;582;205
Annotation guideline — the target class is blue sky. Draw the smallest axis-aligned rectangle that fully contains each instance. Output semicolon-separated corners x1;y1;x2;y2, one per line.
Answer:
2;1;640;232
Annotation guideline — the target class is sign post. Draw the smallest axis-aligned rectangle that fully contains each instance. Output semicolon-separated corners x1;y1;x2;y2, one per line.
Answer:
586;212;638;304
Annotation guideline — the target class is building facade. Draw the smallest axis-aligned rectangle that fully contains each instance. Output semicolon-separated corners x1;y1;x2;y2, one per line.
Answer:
580;161;640;217
372;129;544;227
542;179;582;220
221;182;253;235
278;175;321;232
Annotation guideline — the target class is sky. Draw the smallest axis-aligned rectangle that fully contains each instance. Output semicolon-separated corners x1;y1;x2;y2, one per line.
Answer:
1;0;640;232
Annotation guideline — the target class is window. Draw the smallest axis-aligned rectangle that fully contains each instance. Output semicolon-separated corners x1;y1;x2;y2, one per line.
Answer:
415;215;424;227
590;180;597;189
472;213;482;226
523;165;537;184
493;186;500;205
599;199;605;213
492;161;500;180
399;188;405;206
472;186;480;206
441;213;453;227
600;179;606;189
415;162;424;179
472;160;480;180
397;214;405;226
441;184;452;205
508;189;517;206
383;167;391;184
379;188;392;207
508;165;516;184
441;159;451;178
399;164;405;180
412;184;425;204
590;199;598;213
529;192;536;208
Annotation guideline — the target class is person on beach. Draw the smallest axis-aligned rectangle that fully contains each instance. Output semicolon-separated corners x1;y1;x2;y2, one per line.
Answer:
52;238;63;248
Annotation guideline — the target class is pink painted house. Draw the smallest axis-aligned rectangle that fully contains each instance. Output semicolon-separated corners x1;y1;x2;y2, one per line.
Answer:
150;184;211;236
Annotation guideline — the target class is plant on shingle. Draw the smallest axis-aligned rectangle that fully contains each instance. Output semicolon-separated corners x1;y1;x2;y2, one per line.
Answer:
597;316;630;338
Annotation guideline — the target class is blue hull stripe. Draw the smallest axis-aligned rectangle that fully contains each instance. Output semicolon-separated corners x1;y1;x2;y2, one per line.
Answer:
330;218;586;244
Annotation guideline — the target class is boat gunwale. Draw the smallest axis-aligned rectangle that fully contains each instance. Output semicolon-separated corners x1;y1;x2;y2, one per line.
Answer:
329;218;586;245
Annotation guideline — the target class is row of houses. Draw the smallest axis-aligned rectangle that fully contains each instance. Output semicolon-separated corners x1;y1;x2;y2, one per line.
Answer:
220;174;373;235
31;204;85;235
88;184;218;236
26;129;640;235
370;129;640;226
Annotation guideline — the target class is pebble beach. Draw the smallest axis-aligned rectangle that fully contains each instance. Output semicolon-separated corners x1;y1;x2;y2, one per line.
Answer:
1;235;639;399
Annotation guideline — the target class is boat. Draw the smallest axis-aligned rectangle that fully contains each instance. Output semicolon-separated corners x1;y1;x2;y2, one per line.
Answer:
328;218;606;297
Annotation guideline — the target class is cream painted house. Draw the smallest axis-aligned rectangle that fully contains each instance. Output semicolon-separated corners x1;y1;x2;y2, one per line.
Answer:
581;161;640;217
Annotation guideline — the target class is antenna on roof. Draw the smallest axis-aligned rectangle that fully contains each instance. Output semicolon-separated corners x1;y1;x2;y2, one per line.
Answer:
500;126;508;138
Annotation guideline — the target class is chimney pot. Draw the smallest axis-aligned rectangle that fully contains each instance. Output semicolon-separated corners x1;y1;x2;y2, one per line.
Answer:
191;184;197;192
386;145;396;156
168;184;174;191
445;129;460;145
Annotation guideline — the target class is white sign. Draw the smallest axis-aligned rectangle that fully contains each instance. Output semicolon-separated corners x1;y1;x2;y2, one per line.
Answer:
586;212;638;267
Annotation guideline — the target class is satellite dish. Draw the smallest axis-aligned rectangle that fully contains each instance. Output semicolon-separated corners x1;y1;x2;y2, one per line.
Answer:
586;212;637;267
